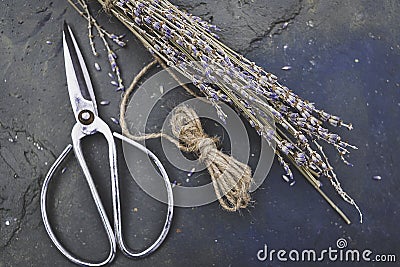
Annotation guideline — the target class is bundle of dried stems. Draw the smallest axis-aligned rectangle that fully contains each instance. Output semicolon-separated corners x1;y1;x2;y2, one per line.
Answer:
67;0;362;223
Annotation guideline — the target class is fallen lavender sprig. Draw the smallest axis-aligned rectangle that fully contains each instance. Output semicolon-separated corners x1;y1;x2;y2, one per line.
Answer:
71;0;362;223
68;0;126;91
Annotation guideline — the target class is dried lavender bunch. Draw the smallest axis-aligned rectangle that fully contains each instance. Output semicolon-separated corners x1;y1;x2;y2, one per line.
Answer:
72;0;362;223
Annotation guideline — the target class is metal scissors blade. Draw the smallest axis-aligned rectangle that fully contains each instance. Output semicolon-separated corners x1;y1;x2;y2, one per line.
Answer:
63;22;98;122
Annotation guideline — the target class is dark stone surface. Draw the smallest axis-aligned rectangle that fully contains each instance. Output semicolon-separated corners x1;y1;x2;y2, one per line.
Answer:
1;0;399;266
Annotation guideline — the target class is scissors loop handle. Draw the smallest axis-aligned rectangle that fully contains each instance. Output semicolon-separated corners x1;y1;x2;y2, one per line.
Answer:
41;117;174;266
40;142;116;267
113;132;174;258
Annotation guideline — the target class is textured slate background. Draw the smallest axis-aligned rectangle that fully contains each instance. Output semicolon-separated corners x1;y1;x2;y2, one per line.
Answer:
1;0;399;266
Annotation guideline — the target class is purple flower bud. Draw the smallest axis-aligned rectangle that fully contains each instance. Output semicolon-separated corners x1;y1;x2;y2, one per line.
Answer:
265;129;275;140
320;111;330;121
305;101;315;111
117;0;129;7
175;21;183;29
279;105;288;112
259;76;268;86
176;38;184;46
116;40;125;47
217;111;227;124
298;134;308;144
267;73;278;82
302;110;311;118
296;118;306;127
204;45;212;53
111;117;119;125
242;100;250;108
310;117;318;126
111;62;117;72
210;24;220;31
296;102;304;110
153;21;160;30
287;95;296;105
108;53;114;62
166;13;173;20
331;115;340;121
220;93;228;101
207;74;217;83
295;152;307;166
328;134;340;143
210;92;219;101
328;117;339;126
144;16;151;24
212;33;220;39
162;24;170;31
255;87;264;94
283;164;290;174
289;113;298;119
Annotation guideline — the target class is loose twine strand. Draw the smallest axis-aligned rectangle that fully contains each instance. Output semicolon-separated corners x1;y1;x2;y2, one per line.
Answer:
120;59;253;211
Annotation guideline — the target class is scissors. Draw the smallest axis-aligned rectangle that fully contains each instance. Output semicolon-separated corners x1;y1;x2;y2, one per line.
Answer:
40;22;174;266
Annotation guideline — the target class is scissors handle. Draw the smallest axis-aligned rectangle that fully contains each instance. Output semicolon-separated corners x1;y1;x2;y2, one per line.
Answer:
40;120;117;266
40;143;116;266
113;132;174;258
41;117;174;266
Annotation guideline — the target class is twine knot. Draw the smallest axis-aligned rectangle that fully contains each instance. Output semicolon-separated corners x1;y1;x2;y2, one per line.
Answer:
170;106;253;211
197;138;217;161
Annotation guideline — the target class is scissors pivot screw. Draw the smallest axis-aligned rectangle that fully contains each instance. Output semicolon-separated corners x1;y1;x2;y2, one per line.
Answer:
78;110;95;125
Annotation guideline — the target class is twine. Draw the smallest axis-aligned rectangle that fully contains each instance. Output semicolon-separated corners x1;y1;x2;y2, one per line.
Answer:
119;60;253;211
